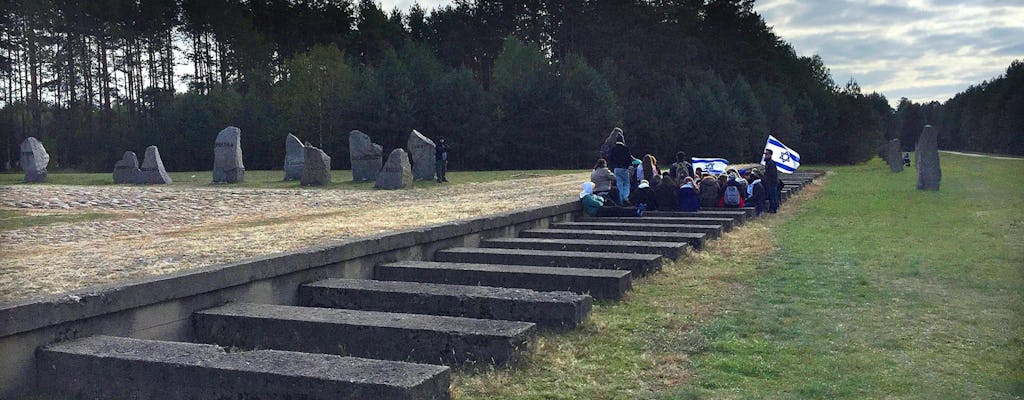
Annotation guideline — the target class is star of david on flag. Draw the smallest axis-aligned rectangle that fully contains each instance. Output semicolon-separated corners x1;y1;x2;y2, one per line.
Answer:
691;157;729;175
763;135;800;173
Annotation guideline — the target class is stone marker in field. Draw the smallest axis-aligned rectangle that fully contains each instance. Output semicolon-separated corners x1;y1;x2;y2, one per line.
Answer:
113;151;140;184
138;146;172;184
884;138;903;173
407;130;436;181
20;137;49;182
283;133;305;181
375;148;412;190
349;130;383;182
301;145;331;186
915;125;941;190
213;126;244;183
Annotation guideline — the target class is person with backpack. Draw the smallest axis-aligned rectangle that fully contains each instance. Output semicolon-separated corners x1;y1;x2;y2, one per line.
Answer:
718;174;746;208
580;182;639;217
669;151;693;182
678;177;701;211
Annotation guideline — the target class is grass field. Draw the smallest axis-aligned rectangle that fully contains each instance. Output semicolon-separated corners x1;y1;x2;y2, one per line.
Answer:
453;154;1024;399
0;169;576;189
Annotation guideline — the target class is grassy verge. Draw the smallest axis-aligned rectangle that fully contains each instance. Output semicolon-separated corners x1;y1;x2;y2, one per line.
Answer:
0;209;115;231
454;154;1024;399
0;169;579;188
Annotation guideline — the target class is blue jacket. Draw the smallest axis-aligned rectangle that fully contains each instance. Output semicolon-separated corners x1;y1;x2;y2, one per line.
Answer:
678;185;700;211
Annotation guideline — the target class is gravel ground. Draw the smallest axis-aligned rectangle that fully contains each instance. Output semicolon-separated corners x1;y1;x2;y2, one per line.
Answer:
0;173;587;303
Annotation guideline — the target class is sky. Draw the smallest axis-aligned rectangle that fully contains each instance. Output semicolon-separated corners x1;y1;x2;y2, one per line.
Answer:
379;0;1024;106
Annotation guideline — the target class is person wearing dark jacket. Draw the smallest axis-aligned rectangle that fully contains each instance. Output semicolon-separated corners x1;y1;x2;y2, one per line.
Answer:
607;137;633;203
628;180;656;214
763;149;780;213
678;177;701;212
435;137;449;183
654;173;679;211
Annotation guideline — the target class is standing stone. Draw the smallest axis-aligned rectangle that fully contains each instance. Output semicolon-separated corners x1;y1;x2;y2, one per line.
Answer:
407;130;436;181
915;125;941;190
283;133;305;181
213;126;244;183
113;151;140;184
375;148;413;190
349;130;383;181
300;146;331;186
20;137;49;182
884;139;903;172
137;146;172;184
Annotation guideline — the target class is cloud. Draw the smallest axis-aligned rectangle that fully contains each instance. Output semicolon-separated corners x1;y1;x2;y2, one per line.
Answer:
755;0;1024;105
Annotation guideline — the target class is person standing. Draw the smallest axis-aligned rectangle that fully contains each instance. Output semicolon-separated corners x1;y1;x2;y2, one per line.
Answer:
763;148;780;213
608;135;633;203
435;137;449;183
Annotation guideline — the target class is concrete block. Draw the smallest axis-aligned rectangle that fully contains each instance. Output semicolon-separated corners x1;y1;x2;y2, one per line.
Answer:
550;221;722;239
434;247;663;276
643;210;747;223
700;207;756;219
519;228;706;249
194;303;535;366
575;216;735;231
299;279;591;330
376;261;631;300
481;237;688;259
37;335;451;400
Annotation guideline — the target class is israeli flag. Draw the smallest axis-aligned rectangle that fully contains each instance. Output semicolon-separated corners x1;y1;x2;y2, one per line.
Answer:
763;135;800;173
691;157;729;175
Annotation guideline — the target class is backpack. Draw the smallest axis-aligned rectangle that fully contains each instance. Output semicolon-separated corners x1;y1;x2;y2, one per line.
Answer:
671;162;690;182
723;185;741;207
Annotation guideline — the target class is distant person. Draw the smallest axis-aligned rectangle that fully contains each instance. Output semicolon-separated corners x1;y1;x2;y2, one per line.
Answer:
580;182;638;217
435;137;449;183
698;174;720;208
763;148;780;213
747;169;767;216
654;172;679;211
608;135;633;203
903;152;911;166
732;169;748;196
628;179;656;215
641;154;659;183
669;151;693;182
678;177;701;212
718;174;746;208
590;158;616;200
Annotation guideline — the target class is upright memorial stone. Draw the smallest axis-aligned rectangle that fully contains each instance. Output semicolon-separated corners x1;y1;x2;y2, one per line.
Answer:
407;130;436;181
915;125;941;190
349;130;383;181
113;151;140;184
885;139;903;172
213;126;245;183
20;137;49;182
138;146;173;184
283;133;305;181
301;146;331;186
375;148;412;190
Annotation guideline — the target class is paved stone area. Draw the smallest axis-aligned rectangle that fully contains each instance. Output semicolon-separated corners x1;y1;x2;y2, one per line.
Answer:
0;173;585;303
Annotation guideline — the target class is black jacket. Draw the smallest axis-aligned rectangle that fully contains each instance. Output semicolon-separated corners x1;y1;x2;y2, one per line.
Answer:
608;143;632;170
763;159;779;185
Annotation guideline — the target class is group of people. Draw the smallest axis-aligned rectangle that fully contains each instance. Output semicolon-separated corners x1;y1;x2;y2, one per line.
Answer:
581;129;783;217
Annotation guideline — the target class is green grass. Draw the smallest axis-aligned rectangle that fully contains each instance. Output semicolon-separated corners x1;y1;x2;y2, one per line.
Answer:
0;209;115;231
0;169;581;189
454;154;1024;399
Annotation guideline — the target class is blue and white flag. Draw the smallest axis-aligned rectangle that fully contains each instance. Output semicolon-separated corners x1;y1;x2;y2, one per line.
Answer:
691;157;729;175
763;135;800;173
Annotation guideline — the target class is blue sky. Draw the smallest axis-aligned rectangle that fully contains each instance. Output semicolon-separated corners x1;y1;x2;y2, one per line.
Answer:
380;0;1024;106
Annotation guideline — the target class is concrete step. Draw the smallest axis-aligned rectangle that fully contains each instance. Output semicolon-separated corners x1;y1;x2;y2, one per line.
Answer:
376;261;631;300
481;237;688;259
299;278;591;330
644;210;747;224
435;247;663;276
520;228;706;249
549;221;722;238
193;303;535;366
37;335;450;400
575;216;735;231
701;207;756;219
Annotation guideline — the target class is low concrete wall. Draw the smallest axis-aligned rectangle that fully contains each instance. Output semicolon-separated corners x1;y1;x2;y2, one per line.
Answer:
0;200;579;398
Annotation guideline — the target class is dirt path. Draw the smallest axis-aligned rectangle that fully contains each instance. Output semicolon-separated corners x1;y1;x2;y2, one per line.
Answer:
0;173;587;303
939;150;1024;160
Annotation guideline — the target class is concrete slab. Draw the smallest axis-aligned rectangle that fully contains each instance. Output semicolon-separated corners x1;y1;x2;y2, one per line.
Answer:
194;303;535;366
644;210;747;223
376;261;631;300
550;221;722;238
37;335;451;400
700;207;756;219
299;279;591;330
519;228;706;249
481;237;688;259
575;216;735;231
434;247;663;276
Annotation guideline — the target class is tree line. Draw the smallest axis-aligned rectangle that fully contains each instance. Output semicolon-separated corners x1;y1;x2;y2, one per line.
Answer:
3;0;900;173
892;60;1024;156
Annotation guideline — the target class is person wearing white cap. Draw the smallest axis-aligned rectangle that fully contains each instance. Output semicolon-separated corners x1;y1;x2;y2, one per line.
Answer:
580;182;638;217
